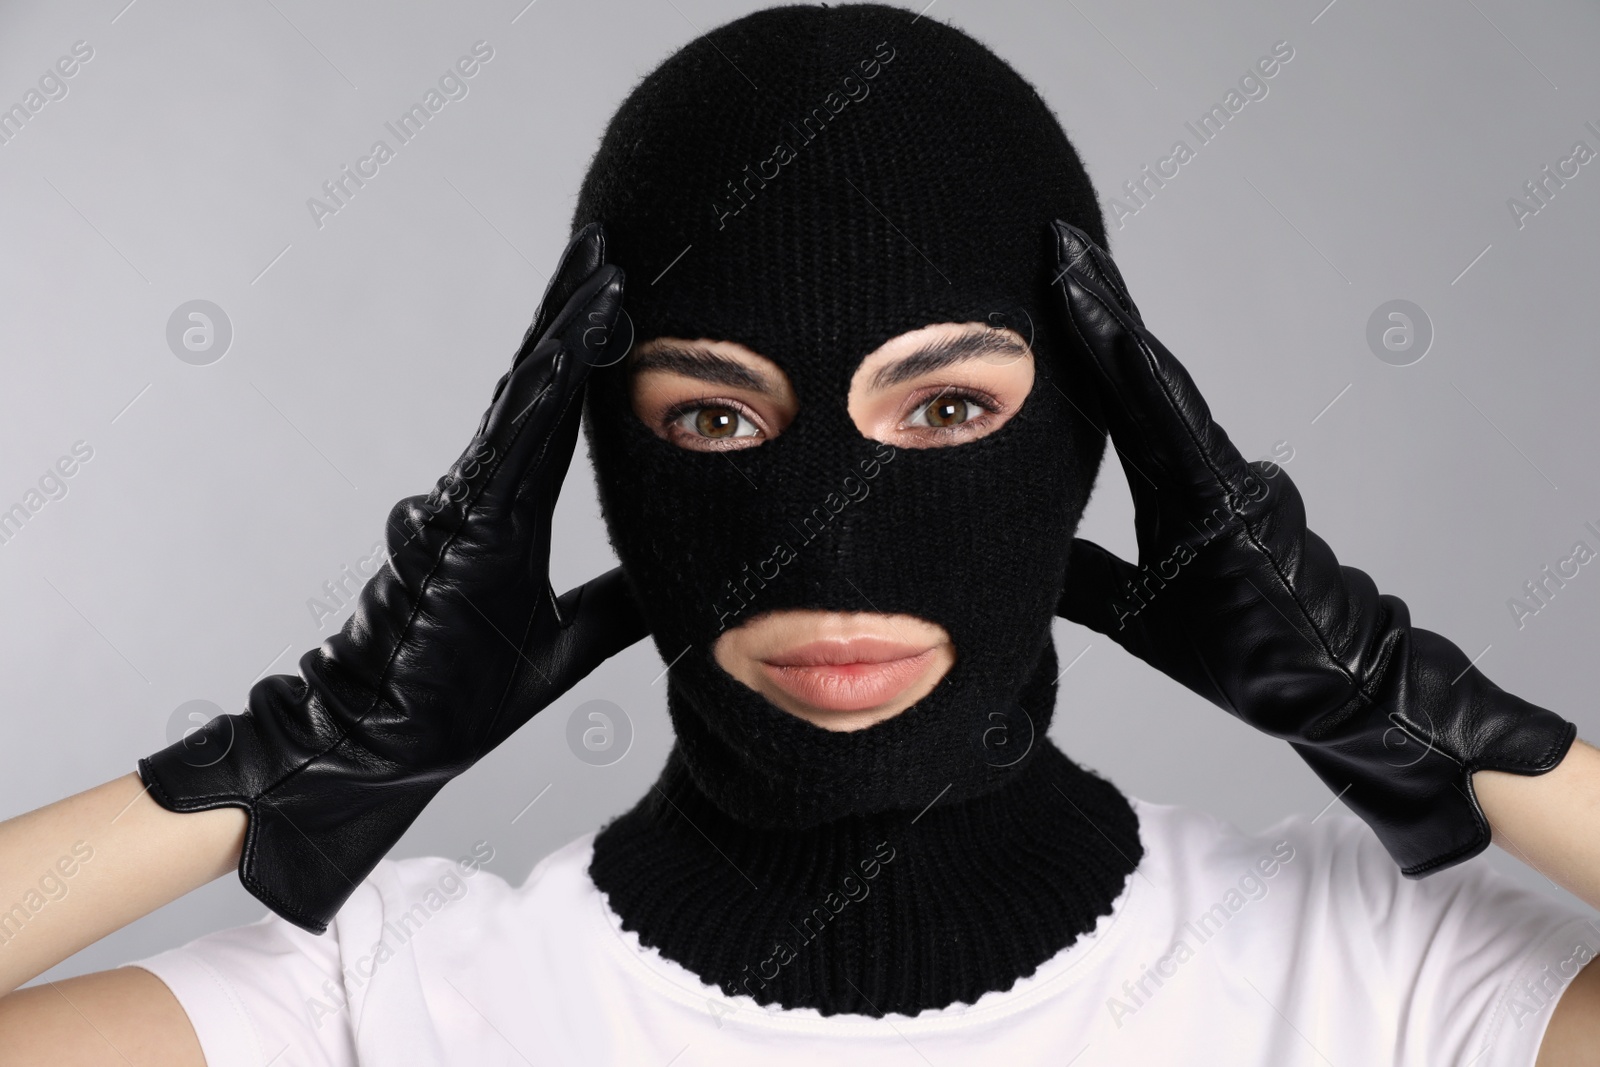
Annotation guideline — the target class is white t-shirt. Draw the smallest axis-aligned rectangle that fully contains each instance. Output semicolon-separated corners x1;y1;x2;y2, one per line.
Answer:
130;799;1599;1066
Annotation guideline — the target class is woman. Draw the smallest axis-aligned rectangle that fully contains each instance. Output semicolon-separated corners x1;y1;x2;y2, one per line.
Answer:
2;4;1597;1063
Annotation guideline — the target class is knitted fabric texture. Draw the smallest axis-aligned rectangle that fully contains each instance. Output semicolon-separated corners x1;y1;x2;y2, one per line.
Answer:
573;2;1139;1016
594;739;1139;1018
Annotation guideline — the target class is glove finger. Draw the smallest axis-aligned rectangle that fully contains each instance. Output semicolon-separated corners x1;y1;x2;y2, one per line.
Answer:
548;566;651;678
1053;219;1145;329
1050;220;1259;517
475;222;609;440
476;261;626;515
1056;536;1145;637
386;262;625;604
484;567;649;751
520;220;608;358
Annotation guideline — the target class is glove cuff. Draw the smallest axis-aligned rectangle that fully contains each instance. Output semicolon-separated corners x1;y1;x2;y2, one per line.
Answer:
140;709;444;934
1295;623;1577;877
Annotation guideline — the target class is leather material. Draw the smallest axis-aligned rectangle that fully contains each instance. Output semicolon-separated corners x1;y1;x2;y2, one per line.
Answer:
1049;219;1576;877
139;223;648;934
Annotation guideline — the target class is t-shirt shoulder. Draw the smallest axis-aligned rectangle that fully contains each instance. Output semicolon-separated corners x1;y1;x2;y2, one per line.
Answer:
1127;797;1600;1065
128;802;1599;1067
129;844;535;1067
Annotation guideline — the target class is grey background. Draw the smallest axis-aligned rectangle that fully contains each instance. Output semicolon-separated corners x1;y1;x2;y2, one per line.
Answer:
3;0;1597;987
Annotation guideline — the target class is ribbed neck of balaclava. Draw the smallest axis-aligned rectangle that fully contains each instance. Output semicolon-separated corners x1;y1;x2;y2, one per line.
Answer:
590;736;1141;1018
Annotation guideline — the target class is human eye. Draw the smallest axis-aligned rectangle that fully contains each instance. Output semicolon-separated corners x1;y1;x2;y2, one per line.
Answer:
900;387;1001;436
664;400;765;450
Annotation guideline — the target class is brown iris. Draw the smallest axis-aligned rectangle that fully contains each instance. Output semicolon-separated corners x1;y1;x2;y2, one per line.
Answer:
923;396;969;428
696;405;740;438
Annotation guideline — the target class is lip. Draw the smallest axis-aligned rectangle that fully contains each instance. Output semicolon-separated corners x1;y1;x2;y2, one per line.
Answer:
759;637;938;713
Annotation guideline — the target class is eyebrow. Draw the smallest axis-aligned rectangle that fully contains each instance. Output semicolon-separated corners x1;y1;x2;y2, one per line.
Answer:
629;342;775;391
630;329;1030;392
868;329;1029;389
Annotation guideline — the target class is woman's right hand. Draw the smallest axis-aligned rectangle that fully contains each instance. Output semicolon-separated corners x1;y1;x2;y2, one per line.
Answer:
137;222;648;935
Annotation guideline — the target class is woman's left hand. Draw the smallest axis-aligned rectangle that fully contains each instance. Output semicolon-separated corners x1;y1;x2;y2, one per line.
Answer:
1047;218;1575;878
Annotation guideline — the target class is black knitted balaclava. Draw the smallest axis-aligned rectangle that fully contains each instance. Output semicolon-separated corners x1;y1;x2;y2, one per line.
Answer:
575;3;1140;1017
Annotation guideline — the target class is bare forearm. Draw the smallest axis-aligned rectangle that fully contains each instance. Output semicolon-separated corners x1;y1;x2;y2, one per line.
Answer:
1475;737;1600;911
0;773;246;994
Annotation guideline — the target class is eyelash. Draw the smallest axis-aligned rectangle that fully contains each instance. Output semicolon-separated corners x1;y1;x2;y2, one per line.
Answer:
656;384;1008;448
661;397;765;447
900;386;1004;435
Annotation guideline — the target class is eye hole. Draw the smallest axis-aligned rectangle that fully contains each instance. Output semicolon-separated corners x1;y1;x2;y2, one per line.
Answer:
903;390;994;432
670;402;761;444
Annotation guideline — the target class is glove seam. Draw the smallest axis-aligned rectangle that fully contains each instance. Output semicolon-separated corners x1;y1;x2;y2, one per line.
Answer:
143;762;332;931
1305;617;1407;743
234;344;575;928
1058;250;1580;885
1062;271;1367;707
476;351;584;756
1474;720;1577;775
1401;830;1490;877
139;757;253;811
1396;721;1575;877
236;855;332;934
269;359;568;799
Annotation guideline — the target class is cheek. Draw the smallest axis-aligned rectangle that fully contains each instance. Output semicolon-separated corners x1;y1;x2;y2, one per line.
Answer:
712;630;749;679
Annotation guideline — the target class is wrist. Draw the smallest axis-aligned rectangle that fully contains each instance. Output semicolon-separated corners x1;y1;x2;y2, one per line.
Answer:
1473;738;1600;909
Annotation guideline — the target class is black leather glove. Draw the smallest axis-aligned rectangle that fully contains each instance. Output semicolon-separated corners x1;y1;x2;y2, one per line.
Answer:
139;222;648;933
1048;219;1576;877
